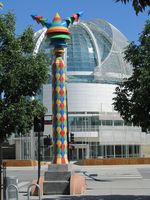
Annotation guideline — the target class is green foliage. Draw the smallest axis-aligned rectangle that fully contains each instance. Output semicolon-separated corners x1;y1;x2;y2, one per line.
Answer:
115;0;150;14
113;20;150;132
0;12;49;140
0;2;3;9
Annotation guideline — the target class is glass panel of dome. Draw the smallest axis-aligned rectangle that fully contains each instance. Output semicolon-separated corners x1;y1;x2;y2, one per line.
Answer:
67;25;97;71
36;19;133;84
91;19;113;39
101;52;124;77
86;22;112;62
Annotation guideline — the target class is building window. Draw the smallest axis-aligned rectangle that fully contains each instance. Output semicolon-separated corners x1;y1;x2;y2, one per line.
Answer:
68;115;99;131
101;120;113;126
114;120;123;126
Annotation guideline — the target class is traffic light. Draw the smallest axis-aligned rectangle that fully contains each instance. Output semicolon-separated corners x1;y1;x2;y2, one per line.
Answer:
44;135;53;146
34;116;44;132
70;132;74;143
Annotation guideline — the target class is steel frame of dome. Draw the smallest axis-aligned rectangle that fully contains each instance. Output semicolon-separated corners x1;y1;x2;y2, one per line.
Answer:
33;19;132;84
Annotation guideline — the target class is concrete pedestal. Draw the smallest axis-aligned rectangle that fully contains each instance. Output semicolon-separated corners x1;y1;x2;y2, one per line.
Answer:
43;164;71;195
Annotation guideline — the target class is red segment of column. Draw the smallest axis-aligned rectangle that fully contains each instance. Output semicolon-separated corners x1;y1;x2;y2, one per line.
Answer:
59;60;64;69
60;103;64;109
59;76;64;82
61;157;66;164
59;89;64;96
60;116;65;122
60;130;65;136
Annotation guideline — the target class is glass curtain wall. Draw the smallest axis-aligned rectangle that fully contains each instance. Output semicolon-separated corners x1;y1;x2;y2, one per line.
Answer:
68;114;140;160
16;115;140;160
69;115;99;132
96;145;140;158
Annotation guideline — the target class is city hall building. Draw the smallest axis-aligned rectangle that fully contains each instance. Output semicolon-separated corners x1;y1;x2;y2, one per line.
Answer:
11;19;150;161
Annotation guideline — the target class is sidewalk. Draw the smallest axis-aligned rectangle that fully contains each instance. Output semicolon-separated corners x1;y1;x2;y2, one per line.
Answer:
8;164;150;200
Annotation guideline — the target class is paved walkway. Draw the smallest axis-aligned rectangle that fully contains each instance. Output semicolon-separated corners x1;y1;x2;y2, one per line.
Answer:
7;164;150;200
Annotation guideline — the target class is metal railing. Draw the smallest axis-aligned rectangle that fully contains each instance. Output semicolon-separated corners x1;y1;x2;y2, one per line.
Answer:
27;183;41;200
5;183;41;200
6;184;19;200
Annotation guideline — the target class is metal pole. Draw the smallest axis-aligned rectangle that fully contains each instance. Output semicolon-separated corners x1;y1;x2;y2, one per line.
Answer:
3;163;6;200
37;132;41;184
0;91;1;200
0;140;2;200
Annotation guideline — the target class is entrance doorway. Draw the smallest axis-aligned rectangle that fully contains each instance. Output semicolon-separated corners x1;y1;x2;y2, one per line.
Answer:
69;144;89;161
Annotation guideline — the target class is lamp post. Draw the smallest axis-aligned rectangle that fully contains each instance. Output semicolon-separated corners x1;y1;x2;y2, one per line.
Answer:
0;140;2;200
34;116;44;184
0;90;2;200
32;11;83;164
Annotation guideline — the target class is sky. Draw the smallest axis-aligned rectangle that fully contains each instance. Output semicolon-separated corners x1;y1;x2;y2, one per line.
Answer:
1;0;149;42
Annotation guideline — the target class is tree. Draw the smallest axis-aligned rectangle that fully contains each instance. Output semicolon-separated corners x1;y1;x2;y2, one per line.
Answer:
113;20;150;132
0;12;49;141
0;2;3;9
115;0;150;14
0;12;49;200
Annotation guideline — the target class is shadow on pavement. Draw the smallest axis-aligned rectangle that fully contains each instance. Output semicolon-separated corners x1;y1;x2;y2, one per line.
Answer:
42;195;150;200
83;171;112;182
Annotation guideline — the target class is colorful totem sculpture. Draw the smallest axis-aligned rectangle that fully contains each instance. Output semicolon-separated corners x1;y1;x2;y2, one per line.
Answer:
31;12;83;164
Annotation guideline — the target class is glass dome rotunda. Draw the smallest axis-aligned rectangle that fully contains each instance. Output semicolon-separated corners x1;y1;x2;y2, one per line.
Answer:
34;19;132;84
